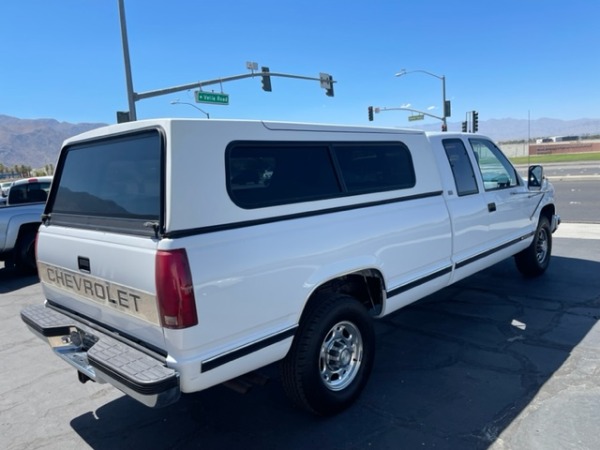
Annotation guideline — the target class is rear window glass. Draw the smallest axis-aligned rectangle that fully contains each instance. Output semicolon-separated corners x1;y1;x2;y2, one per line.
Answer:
7;181;51;204
50;130;162;232
227;141;415;209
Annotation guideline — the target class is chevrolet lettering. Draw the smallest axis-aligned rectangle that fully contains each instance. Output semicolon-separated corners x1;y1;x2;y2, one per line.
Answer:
21;119;559;415
39;263;159;324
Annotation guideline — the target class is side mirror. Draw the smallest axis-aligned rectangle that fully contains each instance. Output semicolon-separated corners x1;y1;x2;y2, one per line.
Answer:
528;165;543;190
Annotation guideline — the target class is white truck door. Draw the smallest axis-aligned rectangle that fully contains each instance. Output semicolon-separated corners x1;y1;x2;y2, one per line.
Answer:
468;138;537;247
439;138;492;268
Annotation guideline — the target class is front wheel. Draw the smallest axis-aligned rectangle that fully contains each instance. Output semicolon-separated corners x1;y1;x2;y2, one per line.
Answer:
515;216;552;277
280;294;375;416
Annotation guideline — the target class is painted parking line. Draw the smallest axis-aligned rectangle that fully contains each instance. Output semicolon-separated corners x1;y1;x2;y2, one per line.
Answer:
554;222;600;240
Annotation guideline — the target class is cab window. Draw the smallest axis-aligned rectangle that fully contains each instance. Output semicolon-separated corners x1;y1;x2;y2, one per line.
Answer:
469;139;519;190
442;139;478;196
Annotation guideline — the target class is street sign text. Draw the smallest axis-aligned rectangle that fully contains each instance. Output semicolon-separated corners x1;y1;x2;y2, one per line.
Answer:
195;91;229;105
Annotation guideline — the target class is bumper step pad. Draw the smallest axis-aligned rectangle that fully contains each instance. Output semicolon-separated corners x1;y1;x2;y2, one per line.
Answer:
21;304;180;408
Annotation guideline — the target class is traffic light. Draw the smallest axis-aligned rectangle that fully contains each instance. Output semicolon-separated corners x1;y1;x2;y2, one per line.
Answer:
325;75;334;97
473;111;479;133
261;66;272;92
461;121;467;132
368;106;374;121
444;100;452;118
320;73;335;97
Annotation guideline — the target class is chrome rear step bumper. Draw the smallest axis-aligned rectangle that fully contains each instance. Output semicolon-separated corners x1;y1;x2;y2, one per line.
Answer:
21;304;180;408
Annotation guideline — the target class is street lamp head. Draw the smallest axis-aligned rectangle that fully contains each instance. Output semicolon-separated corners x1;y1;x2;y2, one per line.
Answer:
395;69;407;77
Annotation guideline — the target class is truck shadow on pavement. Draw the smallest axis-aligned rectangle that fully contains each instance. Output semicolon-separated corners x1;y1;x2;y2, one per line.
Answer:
70;255;600;450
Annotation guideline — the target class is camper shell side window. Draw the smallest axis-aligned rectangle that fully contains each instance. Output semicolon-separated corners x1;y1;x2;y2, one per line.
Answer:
227;141;416;209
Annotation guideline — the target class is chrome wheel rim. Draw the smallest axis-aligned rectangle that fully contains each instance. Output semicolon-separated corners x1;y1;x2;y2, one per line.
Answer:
535;227;549;264
319;321;363;391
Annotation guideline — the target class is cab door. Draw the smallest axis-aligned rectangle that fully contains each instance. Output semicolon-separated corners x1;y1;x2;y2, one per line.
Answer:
439;138;492;268
468;138;537;247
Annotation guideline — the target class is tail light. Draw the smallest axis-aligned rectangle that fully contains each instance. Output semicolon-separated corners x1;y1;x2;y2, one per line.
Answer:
35;231;40;272
155;249;198;329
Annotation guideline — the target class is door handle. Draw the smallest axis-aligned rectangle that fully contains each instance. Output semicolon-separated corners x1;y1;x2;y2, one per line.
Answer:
488;202;496;212
78;256;91;272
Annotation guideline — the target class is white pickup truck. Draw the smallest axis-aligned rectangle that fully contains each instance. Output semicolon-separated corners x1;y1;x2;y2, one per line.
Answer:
21;119;558;415
0;176;52;272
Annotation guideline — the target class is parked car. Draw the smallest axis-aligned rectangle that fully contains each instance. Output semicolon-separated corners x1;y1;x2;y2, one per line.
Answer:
0;176;52;271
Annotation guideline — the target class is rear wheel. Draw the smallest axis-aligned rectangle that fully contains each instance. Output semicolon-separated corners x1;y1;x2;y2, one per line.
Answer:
280;294;375;415
14;229;38;274
515;216;551;277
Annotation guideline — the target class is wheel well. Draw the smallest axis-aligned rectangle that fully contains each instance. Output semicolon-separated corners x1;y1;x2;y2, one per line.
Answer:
304;270;385;319
16;223;40;244
540;204;555;223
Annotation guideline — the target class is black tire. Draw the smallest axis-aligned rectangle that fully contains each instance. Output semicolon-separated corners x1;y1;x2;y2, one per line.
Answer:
280;294;375;416
14;229;38;274
515;216;552;277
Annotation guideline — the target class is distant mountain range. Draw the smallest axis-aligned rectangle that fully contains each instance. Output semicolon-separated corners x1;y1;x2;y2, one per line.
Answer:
0;115;104;169
1;114;599;168
419;117;600;142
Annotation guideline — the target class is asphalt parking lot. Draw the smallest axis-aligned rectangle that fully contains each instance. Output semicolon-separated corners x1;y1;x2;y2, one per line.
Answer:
1;224;599;450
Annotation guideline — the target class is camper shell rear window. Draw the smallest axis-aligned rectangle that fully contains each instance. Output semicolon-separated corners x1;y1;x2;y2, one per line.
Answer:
47;129;164;236
227;141;416;209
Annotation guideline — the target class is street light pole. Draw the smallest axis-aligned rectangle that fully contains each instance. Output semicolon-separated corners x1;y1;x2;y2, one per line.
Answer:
441;75;447;131
118;0;137;121
395;69;447;131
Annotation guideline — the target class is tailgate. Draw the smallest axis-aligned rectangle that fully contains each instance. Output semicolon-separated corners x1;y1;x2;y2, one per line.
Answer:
36;225;165;351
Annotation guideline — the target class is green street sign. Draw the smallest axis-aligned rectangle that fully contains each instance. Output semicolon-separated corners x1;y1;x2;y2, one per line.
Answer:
408;114;424;122
195;91;229;105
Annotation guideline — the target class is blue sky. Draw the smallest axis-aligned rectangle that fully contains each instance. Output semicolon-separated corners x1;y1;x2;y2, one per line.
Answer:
1;0;599;129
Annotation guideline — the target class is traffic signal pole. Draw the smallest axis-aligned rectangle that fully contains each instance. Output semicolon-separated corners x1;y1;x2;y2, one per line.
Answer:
118;0;137;121
135;70;335;101
117;1;335;122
